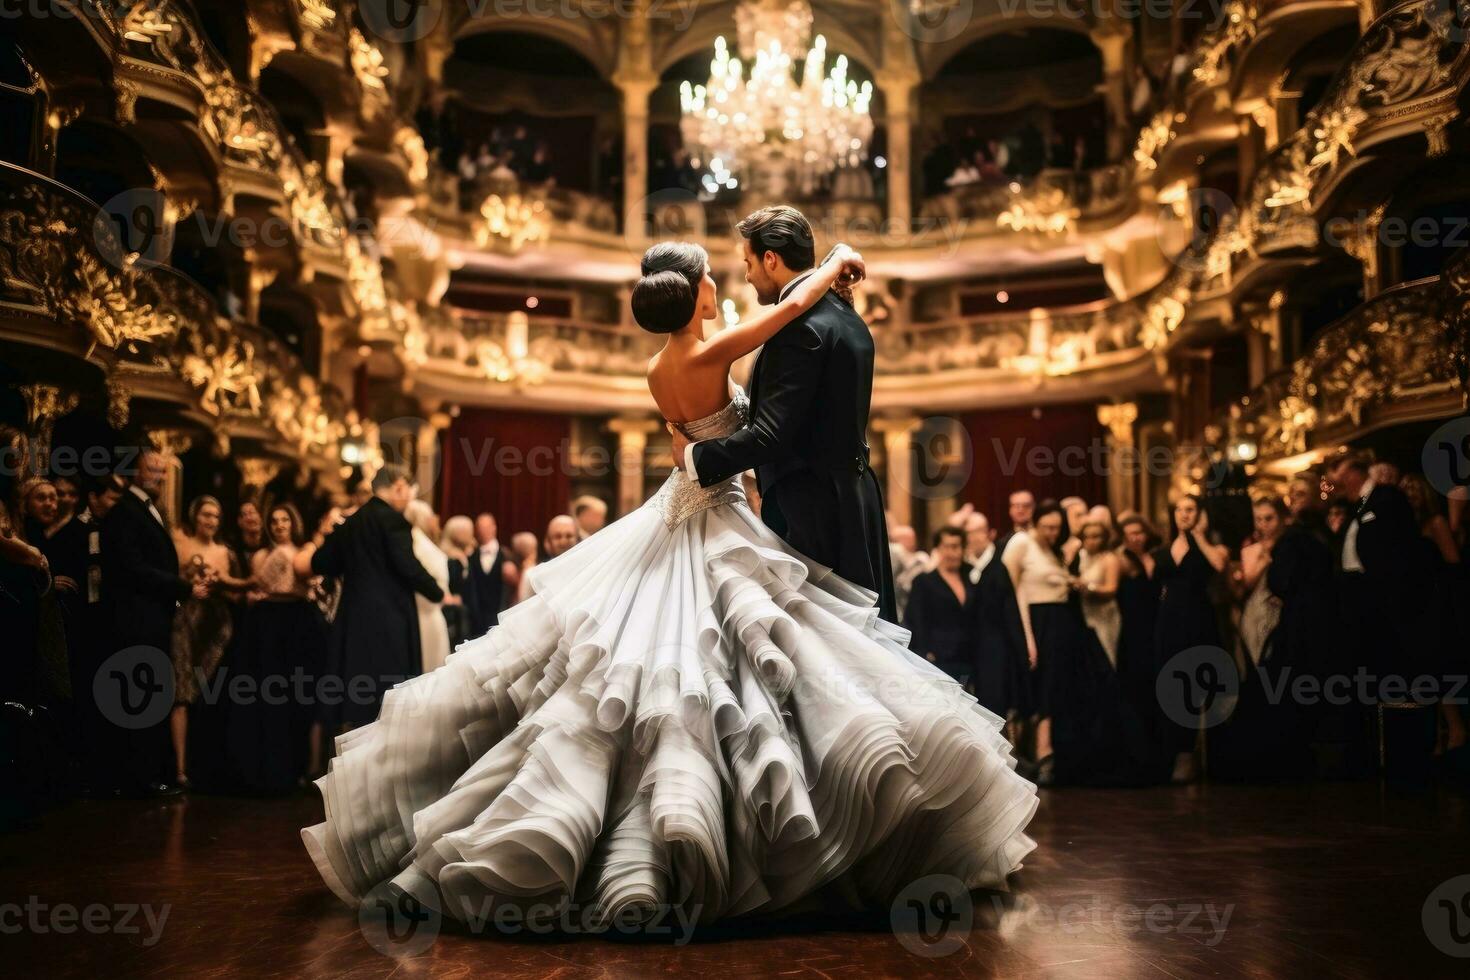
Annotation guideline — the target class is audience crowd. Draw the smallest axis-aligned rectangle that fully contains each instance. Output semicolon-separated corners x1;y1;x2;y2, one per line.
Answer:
894;453;1470;787
0;428;613;812
4;423;1466;819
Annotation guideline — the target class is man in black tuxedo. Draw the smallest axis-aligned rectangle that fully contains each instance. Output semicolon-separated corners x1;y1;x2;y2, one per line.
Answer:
669;205;897;622
1327;452;1424;772
297;465;443;729
995;489;1035;559
101;449;208;796
1329;452;1420;668
465;511;517;638
966;513;1030;721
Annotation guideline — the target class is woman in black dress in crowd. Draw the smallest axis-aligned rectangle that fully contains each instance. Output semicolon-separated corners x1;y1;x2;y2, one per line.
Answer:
1007;500;1152;785
1115;513;1161;733
226;504;326;793
1152;494;1230;782
1401;473;1467;756
903;525;979;685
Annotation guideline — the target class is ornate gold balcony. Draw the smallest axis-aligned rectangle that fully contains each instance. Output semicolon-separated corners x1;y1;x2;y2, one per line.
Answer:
0;162;354;464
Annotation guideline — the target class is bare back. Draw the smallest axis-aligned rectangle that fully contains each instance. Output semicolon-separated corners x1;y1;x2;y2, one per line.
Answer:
647;340;737;425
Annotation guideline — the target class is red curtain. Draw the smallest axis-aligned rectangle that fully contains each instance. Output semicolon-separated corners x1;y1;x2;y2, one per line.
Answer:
957;403;1108;534
439;408;572;538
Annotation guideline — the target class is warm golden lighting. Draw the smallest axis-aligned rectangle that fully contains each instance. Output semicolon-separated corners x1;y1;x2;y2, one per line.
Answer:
679;0;873;187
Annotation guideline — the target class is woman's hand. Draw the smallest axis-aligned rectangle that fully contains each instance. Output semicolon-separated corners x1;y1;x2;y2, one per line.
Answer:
1027;638;1039;669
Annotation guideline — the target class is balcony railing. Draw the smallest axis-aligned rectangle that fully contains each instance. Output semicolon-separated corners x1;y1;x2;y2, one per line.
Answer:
0;161;355;461
1204;276;1462;466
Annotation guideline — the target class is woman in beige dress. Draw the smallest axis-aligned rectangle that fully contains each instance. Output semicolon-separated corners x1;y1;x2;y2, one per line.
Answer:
171;495;252;787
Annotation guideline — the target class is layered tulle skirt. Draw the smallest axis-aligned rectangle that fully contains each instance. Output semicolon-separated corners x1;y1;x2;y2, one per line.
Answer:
302;494;1037;925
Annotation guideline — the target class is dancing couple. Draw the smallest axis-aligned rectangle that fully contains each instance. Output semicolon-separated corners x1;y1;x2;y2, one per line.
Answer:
303;205;1037;928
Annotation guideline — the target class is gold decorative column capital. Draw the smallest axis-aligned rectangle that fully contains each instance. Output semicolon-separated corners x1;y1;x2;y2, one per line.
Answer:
1096;402;1139;445
148;429;194;460
240;458;283;491
608;415;662;516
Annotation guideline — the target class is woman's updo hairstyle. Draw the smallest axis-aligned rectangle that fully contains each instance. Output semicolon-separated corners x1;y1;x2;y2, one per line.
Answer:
631;242;707;334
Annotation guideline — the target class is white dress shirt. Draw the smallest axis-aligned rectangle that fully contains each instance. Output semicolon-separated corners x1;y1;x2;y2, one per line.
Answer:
968;542;997;585
682;272;816;482
478;541;501;575
1340;479;1374;573
131;484;165;527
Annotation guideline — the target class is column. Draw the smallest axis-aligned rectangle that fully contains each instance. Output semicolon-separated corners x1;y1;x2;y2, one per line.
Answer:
614;76;655;240
876;75;916;231
1341;205;1385;299
873;414;922;530
17;383;79;470
148;429;195;527
607;416;661;516
614;8;655;241
1091;27;1131;162
1096;402;1139;514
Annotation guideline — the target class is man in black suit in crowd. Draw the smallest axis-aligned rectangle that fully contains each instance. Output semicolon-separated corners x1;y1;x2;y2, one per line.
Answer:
465;511;518;638
296;465;443;729
669;205;897;622
966;512;1031;722
1329;452;1420;672
995;489;1035;559
1326;451;1424;773
101;449;209;796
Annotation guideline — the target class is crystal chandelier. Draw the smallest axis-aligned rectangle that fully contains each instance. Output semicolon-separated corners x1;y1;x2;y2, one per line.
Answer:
679;0;873;190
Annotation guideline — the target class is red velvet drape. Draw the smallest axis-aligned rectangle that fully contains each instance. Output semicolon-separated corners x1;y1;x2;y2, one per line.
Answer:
957;403;1109;534
438;408;572;538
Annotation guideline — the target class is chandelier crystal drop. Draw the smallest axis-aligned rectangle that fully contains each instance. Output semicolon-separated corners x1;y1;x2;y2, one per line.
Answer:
679;0;873;188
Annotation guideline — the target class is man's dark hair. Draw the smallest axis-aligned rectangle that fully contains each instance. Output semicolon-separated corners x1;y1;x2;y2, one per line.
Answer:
84;473;126;500
932;525;965;549
1325;450;1369;476
372;463;412;492
736;205;816;272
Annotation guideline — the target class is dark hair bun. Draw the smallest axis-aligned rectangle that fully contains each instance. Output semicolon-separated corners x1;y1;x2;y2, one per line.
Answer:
632;269;697;334
631;242;707;334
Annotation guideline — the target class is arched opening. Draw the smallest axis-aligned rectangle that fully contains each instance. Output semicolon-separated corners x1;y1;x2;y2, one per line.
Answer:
920;28;1105;198
190;0;253;81
258;65;330;166
260;282;324;376
0;38;37;169
437;31;617;199
1280;24;1361;133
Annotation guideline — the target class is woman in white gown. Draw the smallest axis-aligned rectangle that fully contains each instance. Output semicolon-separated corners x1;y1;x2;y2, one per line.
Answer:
303;242;1037;927
406;500;452;674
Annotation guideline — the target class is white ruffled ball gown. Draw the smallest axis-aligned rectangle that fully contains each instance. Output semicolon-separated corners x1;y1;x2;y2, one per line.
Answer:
302;385;1037;925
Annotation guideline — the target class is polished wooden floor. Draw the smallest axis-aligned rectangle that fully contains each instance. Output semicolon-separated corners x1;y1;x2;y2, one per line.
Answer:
4;782;1467;978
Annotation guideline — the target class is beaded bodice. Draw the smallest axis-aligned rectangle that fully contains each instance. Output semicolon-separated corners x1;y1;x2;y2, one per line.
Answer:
651;385;750;529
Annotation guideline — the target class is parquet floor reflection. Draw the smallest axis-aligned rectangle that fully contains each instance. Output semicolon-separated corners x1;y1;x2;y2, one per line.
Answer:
3;782;1467;978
